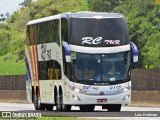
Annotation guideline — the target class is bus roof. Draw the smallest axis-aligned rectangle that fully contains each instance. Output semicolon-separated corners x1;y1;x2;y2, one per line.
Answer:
27;12;125;25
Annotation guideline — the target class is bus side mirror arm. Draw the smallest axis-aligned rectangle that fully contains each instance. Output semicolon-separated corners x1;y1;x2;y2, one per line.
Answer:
63;41;71;62
130;42;138;63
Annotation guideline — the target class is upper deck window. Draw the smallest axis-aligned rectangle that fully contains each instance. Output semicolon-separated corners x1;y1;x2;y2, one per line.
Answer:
69;18;129;47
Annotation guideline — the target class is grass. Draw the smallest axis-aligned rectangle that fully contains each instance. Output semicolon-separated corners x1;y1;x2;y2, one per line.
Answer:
37;117;114;120
38;117;93;120
0;53;25;75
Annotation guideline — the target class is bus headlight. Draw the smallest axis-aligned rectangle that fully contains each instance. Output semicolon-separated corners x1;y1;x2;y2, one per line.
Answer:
71;87;81;93
122;87;131;92
74;88;80;93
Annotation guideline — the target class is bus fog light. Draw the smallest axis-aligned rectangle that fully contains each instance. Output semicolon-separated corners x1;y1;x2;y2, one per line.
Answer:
123;95;130;100
72;95;81;101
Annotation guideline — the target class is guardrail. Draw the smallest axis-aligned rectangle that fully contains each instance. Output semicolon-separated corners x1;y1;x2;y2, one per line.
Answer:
132;69;160;90
0;75;25;90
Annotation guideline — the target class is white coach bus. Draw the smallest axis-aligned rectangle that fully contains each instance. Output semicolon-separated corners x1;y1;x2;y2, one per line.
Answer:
25;12;138;112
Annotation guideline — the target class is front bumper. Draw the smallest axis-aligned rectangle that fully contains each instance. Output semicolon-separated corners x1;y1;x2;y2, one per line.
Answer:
65;90;131;105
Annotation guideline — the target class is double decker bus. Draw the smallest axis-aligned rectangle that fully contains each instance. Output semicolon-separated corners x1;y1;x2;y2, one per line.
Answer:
26;12;138;112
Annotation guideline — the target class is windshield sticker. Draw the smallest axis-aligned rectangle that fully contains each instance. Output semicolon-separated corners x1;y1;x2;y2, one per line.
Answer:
71;52;76;59
110;78;116;81
82;37;120;45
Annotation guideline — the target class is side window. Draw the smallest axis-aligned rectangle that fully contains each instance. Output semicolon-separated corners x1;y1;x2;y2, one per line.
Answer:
38;23;41;44
53;61;61;80
37;20;60;44
34;24;38;45
61;18;68;76
45;22;51;43
39;60;62;80
26;26;31;46
61;18;68;42
52;20;60;46
39;61;47;80
38;22;46;44
47;60;54;80
29;24;38;45
30;25;34;45
48;21;53;43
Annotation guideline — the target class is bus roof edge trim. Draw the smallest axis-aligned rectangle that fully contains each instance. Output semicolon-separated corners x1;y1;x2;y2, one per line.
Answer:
69;44;130;54
27;15;61;25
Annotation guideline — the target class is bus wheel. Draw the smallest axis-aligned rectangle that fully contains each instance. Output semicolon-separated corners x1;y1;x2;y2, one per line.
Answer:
34;95;38;110
61;95;71;111
79;105;95;112
56;94;61;111
46;104;54;111
34;94;45;110
107;104;121;112
65;105;71;111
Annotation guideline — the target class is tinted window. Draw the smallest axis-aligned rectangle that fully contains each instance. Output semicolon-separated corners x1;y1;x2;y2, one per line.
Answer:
61;18;68;42
39;60;62;80
71;52;130;85
26;19;60;45
26;26;31;46
69;18;129;47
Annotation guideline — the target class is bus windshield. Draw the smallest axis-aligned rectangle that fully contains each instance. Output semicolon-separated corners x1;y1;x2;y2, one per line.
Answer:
71;52;130;85
69;18;129;47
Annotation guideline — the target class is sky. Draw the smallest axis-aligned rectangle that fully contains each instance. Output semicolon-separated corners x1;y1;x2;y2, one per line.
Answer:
0;0;24;15
0;0;36;16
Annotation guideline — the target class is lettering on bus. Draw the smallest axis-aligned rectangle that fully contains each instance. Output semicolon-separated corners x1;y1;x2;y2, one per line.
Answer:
110;85;121;90
47;49;51;59
41;44;47;60
104;40;120;45
81;85;91;92
81;37;120;45
82;37;102;45
41;44;52;60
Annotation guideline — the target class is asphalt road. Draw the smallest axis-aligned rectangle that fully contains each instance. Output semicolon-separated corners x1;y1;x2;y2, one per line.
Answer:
0;103;160;119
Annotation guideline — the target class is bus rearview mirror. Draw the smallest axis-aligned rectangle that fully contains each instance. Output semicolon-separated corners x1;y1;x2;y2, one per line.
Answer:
63;42;71;62
130;42;138;63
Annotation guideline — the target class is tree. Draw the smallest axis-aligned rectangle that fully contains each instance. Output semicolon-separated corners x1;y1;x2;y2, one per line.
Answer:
0;14;3;17
88;0;125;12
19;0;32;8
5;12;10;18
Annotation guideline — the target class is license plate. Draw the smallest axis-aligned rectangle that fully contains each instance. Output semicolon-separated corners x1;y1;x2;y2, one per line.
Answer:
97;98;107;102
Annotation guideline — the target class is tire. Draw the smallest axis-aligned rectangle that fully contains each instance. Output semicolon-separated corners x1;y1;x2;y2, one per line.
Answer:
107;104;121;112
65;105;71;111
33;94;45;110
79;105;95;112
34;95;38;110
56;94;61;111
45;104;54;111
61;94;71;111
